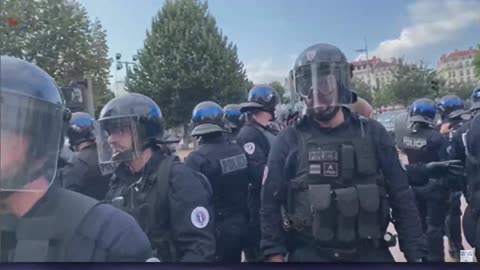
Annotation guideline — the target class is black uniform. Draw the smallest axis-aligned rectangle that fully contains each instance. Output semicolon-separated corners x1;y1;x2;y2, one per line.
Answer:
261;110;425;262
61;144;111;200
185;135;250;262
237;118;277;260
0;55;152;262
1;187;153;262
104;150;216;262
463;113;480;260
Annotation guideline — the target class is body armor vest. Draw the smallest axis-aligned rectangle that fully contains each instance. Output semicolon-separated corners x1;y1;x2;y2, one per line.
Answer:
399;125;437;164
0;188;99;262
196;140;249;220
287;117;389;248
253;124;276;149
107;154;177;262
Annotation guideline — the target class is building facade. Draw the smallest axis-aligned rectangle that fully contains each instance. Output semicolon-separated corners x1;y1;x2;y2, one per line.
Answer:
350;56;397;90
437;47;479;85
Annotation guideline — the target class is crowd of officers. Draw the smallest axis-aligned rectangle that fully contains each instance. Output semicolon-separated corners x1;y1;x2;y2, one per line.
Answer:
1;42;479;263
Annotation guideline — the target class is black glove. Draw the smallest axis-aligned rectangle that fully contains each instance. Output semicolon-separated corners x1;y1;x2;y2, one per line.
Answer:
425;160;463;178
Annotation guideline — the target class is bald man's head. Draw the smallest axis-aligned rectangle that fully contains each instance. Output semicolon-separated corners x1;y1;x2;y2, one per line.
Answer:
348;97;373;118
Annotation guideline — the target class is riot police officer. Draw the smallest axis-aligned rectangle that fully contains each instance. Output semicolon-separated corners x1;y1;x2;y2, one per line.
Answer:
237;85;279;262
0;56;152;262
395;98;448;262
462;84;480;261
185;101;250;262
436;95;469;260
60;112;111;200
261;43;425;262
99;93;216;262
223;104;244;137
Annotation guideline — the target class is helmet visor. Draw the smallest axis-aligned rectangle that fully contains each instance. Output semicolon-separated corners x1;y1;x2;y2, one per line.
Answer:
1;91;63;192
95;115;143;171
294;62;351;106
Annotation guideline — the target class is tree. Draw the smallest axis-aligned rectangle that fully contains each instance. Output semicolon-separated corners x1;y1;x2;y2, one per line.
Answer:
439;80;477;100
384;58;437;106
373;86;395;108
1;0;113;112
89;18;114;113
351;78;373;105
269;81;286;103
473;43;480;79
129;0;250;129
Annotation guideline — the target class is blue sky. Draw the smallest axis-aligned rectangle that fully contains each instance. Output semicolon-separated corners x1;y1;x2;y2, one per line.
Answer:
78;0;480;88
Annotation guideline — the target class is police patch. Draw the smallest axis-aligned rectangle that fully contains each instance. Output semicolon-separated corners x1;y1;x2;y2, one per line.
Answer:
244;142;255;155
262;166;269;185
323;162;338;177
220;154;248;175
191;206;209;229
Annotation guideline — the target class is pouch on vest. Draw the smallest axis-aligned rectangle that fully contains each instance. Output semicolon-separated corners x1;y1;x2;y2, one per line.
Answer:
357;184;381;239
287;175;311;231
354;140;377;176
341;144;355;183
334;187;358;243
309;184;334;242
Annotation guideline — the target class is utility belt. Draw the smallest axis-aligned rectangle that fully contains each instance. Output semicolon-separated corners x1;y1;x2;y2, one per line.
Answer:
286;178;390;245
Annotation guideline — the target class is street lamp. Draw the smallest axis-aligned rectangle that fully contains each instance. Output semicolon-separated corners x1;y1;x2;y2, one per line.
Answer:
355;37;376;94
115;53;138;90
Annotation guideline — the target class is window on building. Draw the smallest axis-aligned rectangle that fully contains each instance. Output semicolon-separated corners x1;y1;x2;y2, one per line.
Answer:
467;69;470;75
452;71;456;77
460;70;464;76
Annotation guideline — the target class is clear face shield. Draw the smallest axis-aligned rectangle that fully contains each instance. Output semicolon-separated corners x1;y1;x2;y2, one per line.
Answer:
294;62;351;112
1;91;64;192
95;115;143;174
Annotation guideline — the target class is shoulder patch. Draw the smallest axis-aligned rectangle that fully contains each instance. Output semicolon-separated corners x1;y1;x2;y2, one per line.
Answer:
243;142;256;155
190;206;210;229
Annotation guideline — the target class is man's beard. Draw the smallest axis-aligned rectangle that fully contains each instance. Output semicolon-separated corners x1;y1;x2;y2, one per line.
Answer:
308;106;340;122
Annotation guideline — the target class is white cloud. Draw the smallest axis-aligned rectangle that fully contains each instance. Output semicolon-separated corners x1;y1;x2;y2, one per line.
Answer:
244;54;297;84
356;0;480;60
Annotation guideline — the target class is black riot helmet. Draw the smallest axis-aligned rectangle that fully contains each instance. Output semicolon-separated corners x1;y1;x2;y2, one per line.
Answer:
96;93;163;168
67;112;96;149
223;104;244;130
240;85;279;117
1;56;71;192
293;43;353;121
408;98;437;126
470;82;480;113
191;101;225;136
436;95;465;121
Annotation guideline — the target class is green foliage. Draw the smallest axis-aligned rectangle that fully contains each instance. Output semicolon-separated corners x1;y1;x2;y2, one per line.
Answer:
439;80;476;100
269;81;286;103
0;0;113;110
375;58;438;106
129;0;250;128
351;78;373;105
473;43;480;79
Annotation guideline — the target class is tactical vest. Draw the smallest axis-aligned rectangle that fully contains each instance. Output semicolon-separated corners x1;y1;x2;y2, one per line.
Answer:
0;188;99;262
195;140;249;220
286;117;389;248
108;154;177;262
253;124;276;149
399;125;438;164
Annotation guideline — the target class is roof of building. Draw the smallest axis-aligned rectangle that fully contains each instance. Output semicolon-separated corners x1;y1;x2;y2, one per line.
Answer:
439;48;479;64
